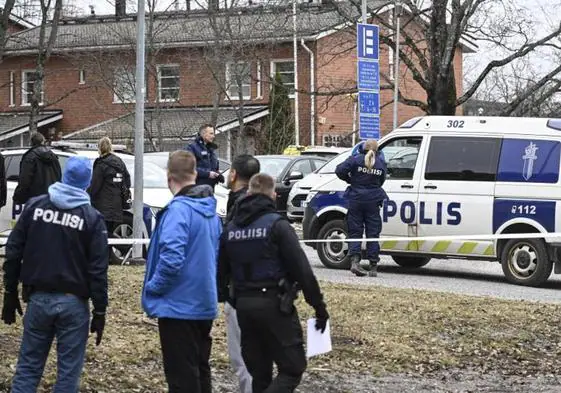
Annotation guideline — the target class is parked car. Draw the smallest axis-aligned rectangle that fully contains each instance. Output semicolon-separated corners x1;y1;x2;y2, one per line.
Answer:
144;151;229;218
287;148;352;221
0;142;173;264
216;154;328;215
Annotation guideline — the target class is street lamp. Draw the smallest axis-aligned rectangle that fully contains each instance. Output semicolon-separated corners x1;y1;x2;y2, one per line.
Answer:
392;0;402;130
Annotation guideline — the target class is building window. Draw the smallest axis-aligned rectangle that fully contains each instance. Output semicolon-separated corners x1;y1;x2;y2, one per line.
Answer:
226;62;251;100
271;60;295;96
113;68;136;103
256;61;262;99
157;65;180;102
388;11;395;81
9;71;15;107
79;69;86;84
21;70;44;106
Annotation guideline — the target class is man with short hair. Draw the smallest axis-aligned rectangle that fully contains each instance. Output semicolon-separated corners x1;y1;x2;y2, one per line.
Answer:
142;150;222;393
2;156;108;392
219;173;329;393
186;124;224;190
220;154;260;393
13;132;62;205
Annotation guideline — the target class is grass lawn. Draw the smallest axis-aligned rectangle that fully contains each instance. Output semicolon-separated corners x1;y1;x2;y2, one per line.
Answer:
1;266;561;392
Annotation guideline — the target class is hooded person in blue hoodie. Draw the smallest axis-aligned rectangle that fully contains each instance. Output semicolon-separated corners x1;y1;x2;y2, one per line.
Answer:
1;156;109;393
142;150;222;393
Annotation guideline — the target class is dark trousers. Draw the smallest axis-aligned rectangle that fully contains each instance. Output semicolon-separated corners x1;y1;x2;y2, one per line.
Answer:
157;318;213;393
236;294;307;393
347;200;382;260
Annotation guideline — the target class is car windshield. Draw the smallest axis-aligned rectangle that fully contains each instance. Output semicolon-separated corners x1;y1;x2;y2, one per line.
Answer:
256;156;292;178
317;150;351;174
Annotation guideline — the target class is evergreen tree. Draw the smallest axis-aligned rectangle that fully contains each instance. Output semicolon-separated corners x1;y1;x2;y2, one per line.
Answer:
261;71;295;154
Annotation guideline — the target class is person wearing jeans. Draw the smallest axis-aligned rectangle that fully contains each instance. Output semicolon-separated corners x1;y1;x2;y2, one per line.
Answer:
1;156;109;392
142;151;222;393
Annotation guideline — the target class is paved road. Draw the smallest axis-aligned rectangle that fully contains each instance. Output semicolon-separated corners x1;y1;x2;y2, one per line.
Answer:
302;246;561;304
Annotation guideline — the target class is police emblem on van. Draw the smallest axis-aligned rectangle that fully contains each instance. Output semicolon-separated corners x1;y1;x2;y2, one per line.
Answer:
522;142;538;181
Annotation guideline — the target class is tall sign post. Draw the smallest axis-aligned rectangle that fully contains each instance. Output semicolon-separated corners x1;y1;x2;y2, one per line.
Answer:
356;23;380;140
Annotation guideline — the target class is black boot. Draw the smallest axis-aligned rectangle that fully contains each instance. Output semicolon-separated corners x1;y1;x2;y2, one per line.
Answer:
368;259;379;277
350;255;367;277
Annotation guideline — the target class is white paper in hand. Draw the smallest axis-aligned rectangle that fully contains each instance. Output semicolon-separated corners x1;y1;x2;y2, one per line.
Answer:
306;318;332;358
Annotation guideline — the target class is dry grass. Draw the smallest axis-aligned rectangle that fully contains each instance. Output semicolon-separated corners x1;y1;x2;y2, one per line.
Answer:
1;266;561;392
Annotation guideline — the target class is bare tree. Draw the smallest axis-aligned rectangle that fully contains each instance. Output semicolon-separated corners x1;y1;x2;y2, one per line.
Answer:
0;0;17;60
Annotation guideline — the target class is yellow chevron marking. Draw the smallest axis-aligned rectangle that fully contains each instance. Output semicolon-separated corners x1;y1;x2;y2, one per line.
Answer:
483;245;494;256
431;241;451;253
382;241;398;250
406;241;424;251
458;242;478;254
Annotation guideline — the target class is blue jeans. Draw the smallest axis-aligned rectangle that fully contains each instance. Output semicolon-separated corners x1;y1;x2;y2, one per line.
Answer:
11;292;90;393
347;200;382;260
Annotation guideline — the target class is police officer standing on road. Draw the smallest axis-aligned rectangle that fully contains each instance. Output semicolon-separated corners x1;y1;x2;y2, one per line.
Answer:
1;156;108;392
221;154;260;393
335;139;388;277
187;124;225;190
218;173;329;393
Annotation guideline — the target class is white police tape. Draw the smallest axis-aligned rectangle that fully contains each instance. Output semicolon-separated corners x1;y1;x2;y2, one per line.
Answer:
106;231;561;246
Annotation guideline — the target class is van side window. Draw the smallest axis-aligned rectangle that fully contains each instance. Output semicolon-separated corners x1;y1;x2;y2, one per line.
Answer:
380;137;423;180
425;136;501;182
5;154;22;181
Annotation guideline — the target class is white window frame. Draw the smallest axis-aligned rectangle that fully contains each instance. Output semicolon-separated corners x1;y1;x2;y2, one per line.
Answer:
21;70;44;106
9;71;15;107
113;67;136;104
388;10;395;81
157;64;180;103
270;59;295;98
226;61;251;101
256;61;263;99
79;69;86;84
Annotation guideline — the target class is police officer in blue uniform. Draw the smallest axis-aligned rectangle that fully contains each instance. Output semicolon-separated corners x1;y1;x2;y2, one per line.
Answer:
1;156;108;391
218;173;329;393
186;124;225;190
335;139;388;277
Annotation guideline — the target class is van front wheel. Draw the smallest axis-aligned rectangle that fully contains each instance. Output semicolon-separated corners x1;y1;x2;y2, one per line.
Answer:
316;220;351;269
392;255;431;269
501;239;552;287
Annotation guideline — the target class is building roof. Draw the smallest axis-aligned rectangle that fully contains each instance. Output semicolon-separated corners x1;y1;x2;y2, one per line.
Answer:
63;105;269;143
0;110;63;142
2;1;392;54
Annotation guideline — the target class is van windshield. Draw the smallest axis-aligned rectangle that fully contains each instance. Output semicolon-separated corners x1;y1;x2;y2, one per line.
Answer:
317;150;351;174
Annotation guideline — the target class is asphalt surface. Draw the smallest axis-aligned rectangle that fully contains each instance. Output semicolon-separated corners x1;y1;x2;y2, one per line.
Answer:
302;246;561;304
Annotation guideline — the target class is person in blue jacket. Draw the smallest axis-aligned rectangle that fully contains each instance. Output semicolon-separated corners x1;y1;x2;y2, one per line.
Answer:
142;150;222;393
335;139;388;277
186;124;225;190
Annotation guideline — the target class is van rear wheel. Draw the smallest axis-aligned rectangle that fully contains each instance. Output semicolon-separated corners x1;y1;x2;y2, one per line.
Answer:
392;255;431;269
316;220;351;269
500;238;552;287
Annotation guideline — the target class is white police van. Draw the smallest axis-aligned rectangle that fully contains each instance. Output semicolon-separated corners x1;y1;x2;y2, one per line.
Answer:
302;115;561;287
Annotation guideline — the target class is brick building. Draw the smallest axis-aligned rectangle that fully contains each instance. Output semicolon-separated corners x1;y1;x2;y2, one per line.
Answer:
0;0;476;157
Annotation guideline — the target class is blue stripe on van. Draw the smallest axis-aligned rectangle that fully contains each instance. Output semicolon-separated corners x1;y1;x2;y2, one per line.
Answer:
496;139;560;183
493;199;555;233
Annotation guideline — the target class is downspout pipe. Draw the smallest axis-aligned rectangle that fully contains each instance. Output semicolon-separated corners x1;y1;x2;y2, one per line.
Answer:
300;39;315;146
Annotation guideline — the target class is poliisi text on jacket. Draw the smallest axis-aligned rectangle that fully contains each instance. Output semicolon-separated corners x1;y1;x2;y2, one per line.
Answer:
228;227;268;241
32;207;85;230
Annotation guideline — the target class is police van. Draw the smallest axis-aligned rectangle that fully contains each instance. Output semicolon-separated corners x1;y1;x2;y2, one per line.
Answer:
302;115;561;287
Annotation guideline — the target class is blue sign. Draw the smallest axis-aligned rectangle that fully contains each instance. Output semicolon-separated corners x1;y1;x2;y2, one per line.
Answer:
493;199;555;233
357;23;379;60
357;22;380;140
358;92;379;115
359;115;380;139
357;60;379;90
496;139;560;183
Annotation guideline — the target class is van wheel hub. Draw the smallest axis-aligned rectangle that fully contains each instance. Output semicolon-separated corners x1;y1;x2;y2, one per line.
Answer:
509;244;537;278
323;230;348;261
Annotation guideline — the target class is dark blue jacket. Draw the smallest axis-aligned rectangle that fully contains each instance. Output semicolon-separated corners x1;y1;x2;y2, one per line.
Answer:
335;151;388;203
4;182;109;312
142;184;222;320
186;135;220;188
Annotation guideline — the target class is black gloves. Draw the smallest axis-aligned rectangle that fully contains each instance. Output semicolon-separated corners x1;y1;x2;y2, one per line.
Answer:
314;304;330;334
218;173;225;184
1;291;23;325
90;311;106;346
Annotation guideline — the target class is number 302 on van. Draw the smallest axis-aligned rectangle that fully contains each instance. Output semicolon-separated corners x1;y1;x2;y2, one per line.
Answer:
302;116;561;287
